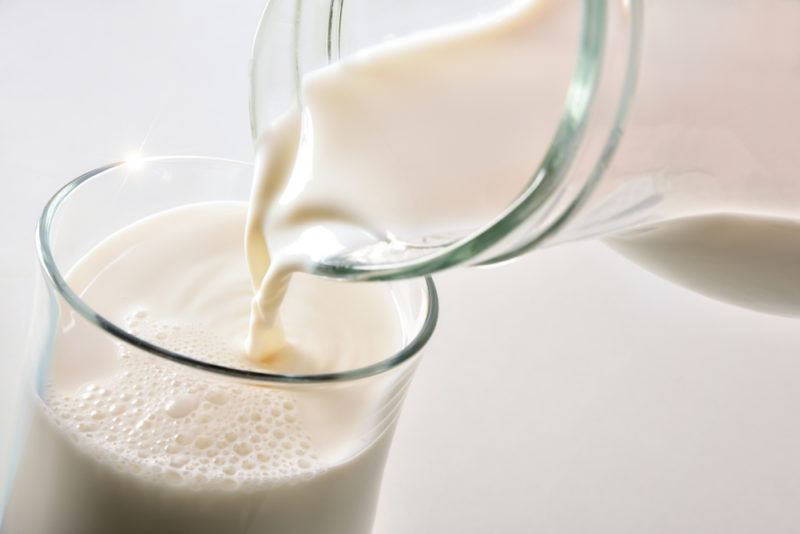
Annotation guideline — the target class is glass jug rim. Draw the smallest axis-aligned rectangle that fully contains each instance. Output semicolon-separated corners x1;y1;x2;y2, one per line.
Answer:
36;156;439;385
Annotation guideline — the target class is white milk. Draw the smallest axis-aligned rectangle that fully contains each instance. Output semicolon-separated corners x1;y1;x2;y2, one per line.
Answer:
3;203;406;534
247;0;580;357
608;213;800;317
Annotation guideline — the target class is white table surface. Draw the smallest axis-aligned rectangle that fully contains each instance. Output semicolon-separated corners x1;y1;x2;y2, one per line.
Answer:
2;2;799;533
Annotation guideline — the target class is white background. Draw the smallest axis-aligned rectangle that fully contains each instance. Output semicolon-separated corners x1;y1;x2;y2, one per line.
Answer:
2;2;799;533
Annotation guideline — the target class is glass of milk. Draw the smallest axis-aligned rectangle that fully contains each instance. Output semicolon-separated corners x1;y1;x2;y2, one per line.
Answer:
0;157;438;534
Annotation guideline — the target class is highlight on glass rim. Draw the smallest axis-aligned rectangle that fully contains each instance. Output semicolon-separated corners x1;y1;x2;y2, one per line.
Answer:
1;1;799;533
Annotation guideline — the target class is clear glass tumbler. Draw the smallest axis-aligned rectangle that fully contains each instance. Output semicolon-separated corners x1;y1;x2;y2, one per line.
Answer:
0;157;438;534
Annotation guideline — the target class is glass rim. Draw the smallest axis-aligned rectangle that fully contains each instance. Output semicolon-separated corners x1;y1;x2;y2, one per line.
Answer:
36;156;439;385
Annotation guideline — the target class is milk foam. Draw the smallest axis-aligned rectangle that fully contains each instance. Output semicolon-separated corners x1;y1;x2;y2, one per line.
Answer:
45;312;320;491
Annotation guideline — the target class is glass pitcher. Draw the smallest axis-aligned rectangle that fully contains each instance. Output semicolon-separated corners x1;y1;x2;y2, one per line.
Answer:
250;0;800;292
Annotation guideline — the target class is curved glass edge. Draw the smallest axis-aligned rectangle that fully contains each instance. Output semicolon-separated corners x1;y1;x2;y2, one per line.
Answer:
480;0;644;264
36;157;439;385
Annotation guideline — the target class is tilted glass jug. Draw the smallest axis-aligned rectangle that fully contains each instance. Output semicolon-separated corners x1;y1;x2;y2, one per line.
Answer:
250;0;800;290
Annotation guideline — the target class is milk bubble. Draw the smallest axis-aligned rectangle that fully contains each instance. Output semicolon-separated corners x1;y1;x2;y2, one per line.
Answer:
44;315;321;489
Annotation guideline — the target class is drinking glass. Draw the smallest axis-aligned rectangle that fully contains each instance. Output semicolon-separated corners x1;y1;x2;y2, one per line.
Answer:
0;157;438;534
